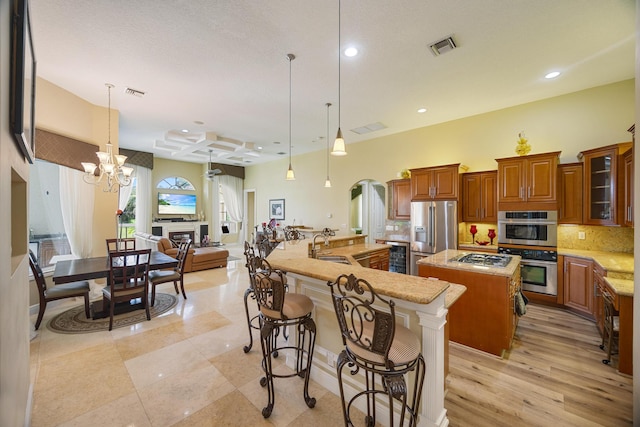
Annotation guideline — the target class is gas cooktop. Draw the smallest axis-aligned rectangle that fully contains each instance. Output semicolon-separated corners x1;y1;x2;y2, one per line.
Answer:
452;253;512;268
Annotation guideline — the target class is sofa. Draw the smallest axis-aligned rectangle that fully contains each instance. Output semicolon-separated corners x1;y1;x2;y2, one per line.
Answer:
134;232;228;272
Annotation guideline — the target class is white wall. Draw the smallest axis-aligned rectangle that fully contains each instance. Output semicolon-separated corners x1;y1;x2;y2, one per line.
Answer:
1;0;33;424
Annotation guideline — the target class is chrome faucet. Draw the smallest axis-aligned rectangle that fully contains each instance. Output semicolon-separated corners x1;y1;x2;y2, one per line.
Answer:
311;227;335;258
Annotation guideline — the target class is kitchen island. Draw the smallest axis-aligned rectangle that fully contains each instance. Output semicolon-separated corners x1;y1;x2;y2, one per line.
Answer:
266;235;466;427
418;249;522;357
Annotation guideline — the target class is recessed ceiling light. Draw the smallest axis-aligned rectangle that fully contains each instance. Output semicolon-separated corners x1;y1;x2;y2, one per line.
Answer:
257;146;263;150
545;71;561;79
344;47;358;57
417;108;427;113
181;129;189;133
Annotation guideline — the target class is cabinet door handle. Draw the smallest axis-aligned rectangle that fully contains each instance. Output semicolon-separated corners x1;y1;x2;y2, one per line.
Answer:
528;187;531;198
519;187;523;198
476;208;479;217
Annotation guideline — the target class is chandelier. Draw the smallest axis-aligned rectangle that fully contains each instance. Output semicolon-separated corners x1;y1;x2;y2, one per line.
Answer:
81;83;133;192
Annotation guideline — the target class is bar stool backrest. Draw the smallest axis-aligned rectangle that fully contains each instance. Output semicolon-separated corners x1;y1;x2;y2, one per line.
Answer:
328;273;396;369
252;258;288;320
283;226;304;242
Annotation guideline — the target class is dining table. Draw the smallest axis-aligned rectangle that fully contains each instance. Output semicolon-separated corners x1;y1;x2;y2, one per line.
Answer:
52;251;178;319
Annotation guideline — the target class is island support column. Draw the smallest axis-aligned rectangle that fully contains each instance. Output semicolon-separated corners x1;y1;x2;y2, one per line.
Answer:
412;292;448;427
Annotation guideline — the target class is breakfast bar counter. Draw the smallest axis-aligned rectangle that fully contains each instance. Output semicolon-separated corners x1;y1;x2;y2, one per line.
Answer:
266;236;465;427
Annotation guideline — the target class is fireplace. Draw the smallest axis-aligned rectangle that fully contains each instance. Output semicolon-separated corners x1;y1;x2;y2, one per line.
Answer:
169;231;194;243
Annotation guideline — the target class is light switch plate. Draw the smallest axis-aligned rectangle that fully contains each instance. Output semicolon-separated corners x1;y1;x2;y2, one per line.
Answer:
578;231;586;240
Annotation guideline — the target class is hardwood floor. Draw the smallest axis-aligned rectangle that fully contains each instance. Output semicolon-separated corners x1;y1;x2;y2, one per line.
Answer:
444;303;633;426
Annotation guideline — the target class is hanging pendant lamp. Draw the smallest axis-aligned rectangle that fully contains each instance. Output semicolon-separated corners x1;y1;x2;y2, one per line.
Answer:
325;102;332;187
286;53;296;180
332;0;347;156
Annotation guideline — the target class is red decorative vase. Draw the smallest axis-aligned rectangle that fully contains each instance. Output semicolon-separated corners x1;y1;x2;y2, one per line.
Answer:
470;225;478;242
487;229;496;245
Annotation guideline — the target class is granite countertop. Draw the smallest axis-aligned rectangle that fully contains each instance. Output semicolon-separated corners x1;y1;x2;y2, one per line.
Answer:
266;235;466;308
604;277;634;297
417;249;521;278
557;248;634;279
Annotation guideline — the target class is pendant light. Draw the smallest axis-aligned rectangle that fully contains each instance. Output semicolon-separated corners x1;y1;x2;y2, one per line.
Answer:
285;53;296;180
325;103;332;187
332;0;347;156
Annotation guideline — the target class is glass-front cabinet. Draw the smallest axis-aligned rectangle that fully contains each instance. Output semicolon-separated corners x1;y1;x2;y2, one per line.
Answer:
579;142;632;226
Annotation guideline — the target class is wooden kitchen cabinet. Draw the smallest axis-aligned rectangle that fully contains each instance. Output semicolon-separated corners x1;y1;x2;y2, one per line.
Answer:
563;256;594;320
354;248;390;271
579;142;632;226
419;262;520;357
623;147;633;226
557;163;583;224
496;151;560;211
410;164;460;201
461;171;497;222
387;179;411;220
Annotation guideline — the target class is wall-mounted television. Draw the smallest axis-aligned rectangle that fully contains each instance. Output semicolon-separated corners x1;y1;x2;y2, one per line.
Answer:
158;193;196;215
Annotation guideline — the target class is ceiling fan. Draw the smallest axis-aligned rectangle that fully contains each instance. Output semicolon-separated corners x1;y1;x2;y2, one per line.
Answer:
204;150;222;180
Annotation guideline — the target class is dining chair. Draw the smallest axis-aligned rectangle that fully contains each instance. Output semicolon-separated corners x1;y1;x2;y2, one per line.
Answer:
105;238;136;253
103;248;152;331
327;273;425;427
148;238;191;306
28;250;91;330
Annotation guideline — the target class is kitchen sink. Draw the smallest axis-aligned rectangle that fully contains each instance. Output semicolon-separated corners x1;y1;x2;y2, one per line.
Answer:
316;255;351;265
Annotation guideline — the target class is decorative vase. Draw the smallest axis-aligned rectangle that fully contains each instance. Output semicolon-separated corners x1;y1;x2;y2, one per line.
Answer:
487;229;496;245
470;225;477;242
515;132;531;156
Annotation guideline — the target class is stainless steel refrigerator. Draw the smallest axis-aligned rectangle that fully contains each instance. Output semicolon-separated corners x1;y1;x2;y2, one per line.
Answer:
410;200;457;275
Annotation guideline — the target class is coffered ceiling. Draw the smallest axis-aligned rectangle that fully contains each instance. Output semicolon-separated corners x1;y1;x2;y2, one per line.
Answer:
29;0;635;166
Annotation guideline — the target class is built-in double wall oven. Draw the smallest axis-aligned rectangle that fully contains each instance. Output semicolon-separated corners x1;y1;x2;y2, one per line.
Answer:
498;210;558;296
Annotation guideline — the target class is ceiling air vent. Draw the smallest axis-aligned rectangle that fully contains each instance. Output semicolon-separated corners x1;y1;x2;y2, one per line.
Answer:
429;35;457;56
124;87;146;97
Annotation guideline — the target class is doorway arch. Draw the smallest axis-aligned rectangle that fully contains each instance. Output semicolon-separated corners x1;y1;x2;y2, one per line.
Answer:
349;179;386;243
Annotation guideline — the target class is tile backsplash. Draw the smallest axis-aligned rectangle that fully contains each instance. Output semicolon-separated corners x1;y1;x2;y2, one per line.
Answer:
557;225;633;253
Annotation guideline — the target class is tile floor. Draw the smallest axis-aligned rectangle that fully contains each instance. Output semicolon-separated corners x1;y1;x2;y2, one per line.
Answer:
29;244;347;427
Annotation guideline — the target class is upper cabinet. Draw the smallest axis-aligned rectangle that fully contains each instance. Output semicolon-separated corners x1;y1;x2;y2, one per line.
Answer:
387;179;411;220
579;142;632;226
410;164;460;201
496;151;560;211
461;171;497;223
557;163;583;224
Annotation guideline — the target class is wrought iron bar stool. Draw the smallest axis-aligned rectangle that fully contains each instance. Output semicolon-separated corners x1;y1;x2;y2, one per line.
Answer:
250;256;316;418
242;241;288;353
600;290;620;365
327;273;425;427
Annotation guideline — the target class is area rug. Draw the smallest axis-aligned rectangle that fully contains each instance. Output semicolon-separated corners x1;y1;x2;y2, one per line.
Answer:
47;293;178;334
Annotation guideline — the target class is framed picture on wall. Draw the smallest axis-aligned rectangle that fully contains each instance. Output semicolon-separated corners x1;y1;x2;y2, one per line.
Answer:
269;199;285;220
10;0;36;164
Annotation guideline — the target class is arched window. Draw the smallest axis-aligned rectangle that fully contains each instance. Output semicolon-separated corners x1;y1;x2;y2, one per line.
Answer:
157;176;195;190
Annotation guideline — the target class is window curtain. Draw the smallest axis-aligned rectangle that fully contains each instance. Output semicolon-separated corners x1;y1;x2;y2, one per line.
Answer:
209;176;221;243
58;167;94;258
219;175;243;243
134;165;152;234
118;169;134;213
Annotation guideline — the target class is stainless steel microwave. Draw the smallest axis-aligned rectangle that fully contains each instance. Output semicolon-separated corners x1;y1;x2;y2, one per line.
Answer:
497;211;558;247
